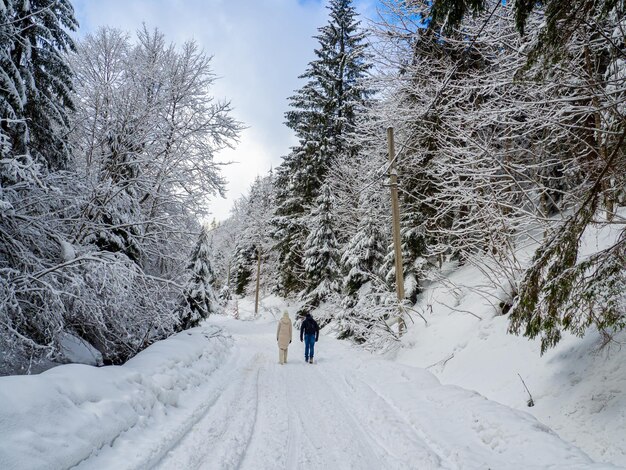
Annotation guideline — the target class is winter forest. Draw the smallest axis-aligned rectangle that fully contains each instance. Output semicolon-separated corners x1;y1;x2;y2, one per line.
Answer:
1;0;626;468
219;0;626;352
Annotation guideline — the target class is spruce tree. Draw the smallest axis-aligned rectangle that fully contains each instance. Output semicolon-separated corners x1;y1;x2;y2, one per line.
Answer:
0;0;77;169
337;210;387;339
342;211;387;303
273;0;372;294
232;244;254;296
179;226;219;330
228;174;276;296
301;183;341;314
0;1;21;160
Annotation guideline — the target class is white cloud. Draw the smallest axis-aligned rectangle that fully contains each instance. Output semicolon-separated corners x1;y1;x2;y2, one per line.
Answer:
71;0;374;220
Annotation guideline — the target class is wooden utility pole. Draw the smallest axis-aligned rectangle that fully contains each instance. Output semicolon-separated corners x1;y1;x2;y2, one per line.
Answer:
254;247;262;315
387;127;406;335
226;262;231;290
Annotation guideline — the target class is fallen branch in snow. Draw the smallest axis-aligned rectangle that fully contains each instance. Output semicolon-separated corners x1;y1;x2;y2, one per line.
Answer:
202;330;228;341
518;373;535;407
426;353;455;370
402;305;428;325
384;304;428;328
435;299;483;320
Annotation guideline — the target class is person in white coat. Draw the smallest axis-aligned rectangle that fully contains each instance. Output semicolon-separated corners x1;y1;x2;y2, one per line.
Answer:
276;311;293;364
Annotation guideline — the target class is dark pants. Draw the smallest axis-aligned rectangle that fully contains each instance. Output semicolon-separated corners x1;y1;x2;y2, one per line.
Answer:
304;334;316;360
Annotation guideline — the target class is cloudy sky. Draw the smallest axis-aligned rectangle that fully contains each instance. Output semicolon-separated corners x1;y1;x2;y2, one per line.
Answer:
71;0;378;221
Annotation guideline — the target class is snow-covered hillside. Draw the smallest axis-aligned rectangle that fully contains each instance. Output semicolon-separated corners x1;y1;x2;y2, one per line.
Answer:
0;297;621;469
394;217;626;467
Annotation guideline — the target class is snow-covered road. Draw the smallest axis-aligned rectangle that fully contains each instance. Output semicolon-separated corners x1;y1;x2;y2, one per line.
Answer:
154;317;445;470
0;313;620;469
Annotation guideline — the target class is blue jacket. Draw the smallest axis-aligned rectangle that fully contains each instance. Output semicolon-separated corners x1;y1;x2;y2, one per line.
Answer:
300;315;319;341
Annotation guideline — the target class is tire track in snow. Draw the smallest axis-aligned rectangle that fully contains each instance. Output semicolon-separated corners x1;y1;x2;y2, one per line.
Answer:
237;363;302;469
72;331;238;470
362;375;471;470
339;373;456;469
232;329;449;469
283;365;320;469
313;366;446;470
234;367;261;470
279;361;386;469
318;350;462;470
284;374;300;469
154;352;264;470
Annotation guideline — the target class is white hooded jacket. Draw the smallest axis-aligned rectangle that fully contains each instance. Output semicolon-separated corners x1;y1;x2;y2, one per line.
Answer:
276;312;292;349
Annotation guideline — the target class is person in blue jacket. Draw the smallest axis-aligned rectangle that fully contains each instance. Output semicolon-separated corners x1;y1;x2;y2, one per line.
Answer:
300;313;319;364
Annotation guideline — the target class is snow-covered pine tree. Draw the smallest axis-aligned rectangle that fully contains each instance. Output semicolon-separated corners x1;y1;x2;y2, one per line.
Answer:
324;113;393;340
273;0;372;294
300;183;341;320
70;28;145;263
337;210;389;339
341;193;387;304
232;244;255;296
209;217;242;294
0;0;77;169
179;225;219;330
373;12;472;302
0;1;20;161
505;2;626;352
226;174;277;297
1;0;82;372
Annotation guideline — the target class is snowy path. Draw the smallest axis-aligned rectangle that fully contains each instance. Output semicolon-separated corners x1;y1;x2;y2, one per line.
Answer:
0;314;620;470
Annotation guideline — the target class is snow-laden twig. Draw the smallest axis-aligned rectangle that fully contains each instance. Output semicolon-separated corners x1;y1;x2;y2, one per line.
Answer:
518;373;535;407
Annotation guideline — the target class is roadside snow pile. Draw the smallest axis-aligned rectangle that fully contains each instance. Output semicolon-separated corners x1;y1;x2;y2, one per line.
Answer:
0;324;232;470
337;360;619;470
395;219;626;467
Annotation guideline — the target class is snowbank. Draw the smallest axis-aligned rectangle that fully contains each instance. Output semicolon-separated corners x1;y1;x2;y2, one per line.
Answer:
0;325;232;470
336;359;619;470
395;218;626;466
